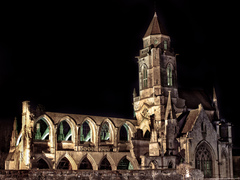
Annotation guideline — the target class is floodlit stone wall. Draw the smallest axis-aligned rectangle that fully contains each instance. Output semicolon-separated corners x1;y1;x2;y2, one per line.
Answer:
0;169;204;180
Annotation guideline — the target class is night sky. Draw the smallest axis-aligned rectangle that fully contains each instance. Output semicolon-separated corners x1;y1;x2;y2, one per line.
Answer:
0;1;239;144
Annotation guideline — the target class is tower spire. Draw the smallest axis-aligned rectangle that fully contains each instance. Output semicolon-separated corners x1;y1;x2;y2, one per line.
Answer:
143;12;167;38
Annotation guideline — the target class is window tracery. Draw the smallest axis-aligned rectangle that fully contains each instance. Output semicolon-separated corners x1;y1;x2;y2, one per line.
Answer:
195;143;212;178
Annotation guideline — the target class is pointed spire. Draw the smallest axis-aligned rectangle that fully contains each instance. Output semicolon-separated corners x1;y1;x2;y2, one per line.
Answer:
144;12;167;38
165;91;176;120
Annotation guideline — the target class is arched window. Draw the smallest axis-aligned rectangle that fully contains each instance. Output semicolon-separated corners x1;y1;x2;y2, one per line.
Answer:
195;143;213;178
57;157;72;170
100;122;110;141
167;64;173;86
57;120;72;141
34;119;49;140
99;158;111;170
117;157;133;170
80;121;91;142
79;157;93;170
164;40;168;50
120;124;128;141
142;65;148;88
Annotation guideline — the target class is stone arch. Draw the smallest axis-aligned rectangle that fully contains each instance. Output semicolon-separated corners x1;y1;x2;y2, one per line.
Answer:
118;121;137;141
79;153;97;170
99;118;115;142
117;155;138;170
58;116;77;144
56;153;78;170
99;154;116;170
80;117;97;145
195;141;215;178
35;156;52;169
35;115;55;152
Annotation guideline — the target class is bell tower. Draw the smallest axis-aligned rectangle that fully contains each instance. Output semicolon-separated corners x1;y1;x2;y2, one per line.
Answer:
133;12;178;136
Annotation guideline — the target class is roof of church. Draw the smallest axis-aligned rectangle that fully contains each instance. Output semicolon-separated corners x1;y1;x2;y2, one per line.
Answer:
44;111;137;127
178;89;214;110
181;109;200;134
143;12;168;38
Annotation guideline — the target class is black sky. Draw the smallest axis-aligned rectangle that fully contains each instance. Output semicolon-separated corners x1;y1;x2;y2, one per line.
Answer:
0;1;239;139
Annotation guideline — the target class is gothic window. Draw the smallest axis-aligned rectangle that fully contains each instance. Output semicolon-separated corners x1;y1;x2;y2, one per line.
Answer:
36;158;49;169
195;143;213;178
34;119;49;140
57;157;72;170
167;64;173;86
164;40;168;50
79;158;93;170
117;157;133;170
100;122;110;141
99;158;112;170
80;121;91;142
142;65;148;88
120;124;128;141
57;120;72;141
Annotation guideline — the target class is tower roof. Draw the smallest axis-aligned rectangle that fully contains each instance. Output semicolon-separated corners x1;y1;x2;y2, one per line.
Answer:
143;12;167;38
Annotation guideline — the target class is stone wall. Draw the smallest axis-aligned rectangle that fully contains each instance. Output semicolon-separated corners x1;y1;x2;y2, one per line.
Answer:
0;169;203;180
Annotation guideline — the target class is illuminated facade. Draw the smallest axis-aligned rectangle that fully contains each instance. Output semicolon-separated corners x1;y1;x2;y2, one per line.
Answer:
5;12;233;178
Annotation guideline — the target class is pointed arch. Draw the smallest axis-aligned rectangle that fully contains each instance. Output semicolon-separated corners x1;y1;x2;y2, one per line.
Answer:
79;117;97;145
57;153;78;170
99;119;115;142
34;115;54;152
99;155;116;170
58;116;77;144
79;154;97;170
117;156;134;170
195;141;215;178
34;157;51;169
141;64;148;89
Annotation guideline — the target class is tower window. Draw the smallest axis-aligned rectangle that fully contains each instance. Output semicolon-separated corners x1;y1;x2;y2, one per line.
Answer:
167;64;173;86
143;65;148;88
164;41;168;50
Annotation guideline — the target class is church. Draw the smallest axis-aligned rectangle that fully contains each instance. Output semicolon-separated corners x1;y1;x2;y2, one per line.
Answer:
5;12;233;179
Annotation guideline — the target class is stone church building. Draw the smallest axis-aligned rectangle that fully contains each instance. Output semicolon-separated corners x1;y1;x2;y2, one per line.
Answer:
5;12;233;179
